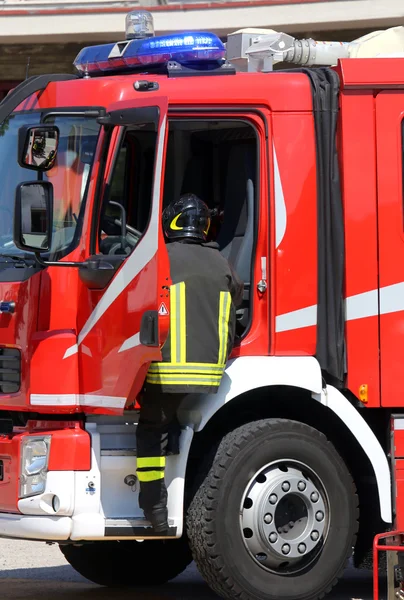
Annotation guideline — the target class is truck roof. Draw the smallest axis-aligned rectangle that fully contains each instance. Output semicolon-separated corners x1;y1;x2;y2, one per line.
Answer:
24;70;313;113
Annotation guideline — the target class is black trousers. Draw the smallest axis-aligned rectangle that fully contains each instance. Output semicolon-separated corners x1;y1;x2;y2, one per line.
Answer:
136;390;184;516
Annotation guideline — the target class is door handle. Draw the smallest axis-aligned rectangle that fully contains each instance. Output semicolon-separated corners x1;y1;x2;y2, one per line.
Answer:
140;311;159;347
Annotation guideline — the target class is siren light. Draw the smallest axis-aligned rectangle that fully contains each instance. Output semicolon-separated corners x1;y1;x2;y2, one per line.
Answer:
73;11;225;75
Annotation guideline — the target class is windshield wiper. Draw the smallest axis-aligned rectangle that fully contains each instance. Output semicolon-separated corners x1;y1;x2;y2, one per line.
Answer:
0;254;36;267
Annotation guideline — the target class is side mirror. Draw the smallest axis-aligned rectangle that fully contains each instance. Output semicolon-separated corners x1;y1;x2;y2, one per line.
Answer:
14;181;53;253
19;125;59;171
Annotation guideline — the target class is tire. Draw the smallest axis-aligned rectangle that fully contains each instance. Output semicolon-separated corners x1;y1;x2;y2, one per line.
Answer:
60;536;192;587
186;418;359;600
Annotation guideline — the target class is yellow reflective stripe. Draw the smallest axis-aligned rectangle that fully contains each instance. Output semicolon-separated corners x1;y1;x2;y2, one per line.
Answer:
179;282;186;363
148;362;225;369
147;372;222;380
137;457;166;468
218;291;231;365
136;470;165;482
146;373;221;386
218;292;225;365
170;283;178;364
148;363;224;374
150;284;231;385
170;282;187;364
146;378;221;387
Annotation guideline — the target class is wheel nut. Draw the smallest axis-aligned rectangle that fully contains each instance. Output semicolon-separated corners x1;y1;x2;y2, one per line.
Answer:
282;544;290;555
288;521;294;528
282;481;290;492
316;511;324;522
311;491;319;502
269;494;278;505
264;513;273;524
298;543;306;554
297;481;306;491
311;530;319;541
269;532;278;543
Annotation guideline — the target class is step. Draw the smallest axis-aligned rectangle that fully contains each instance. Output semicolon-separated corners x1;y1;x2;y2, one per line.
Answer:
104;517;177;537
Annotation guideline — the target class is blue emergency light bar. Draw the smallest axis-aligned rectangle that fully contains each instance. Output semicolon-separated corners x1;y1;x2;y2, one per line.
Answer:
74;32;226;75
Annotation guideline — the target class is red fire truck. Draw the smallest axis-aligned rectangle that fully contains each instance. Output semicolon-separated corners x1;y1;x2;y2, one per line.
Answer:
0;13;404;599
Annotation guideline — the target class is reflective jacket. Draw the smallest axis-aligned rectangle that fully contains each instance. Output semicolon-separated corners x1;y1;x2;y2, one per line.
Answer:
146;241;244;394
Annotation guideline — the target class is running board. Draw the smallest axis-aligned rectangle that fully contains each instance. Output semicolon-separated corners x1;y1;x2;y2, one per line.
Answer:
104;518;177;537
100;449;180;457
101;449;136;456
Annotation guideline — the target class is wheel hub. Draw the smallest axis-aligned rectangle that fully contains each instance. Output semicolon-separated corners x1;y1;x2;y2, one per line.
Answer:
240;461;329;574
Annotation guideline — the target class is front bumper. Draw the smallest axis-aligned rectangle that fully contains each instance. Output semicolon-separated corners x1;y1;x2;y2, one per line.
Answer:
0;513;72;541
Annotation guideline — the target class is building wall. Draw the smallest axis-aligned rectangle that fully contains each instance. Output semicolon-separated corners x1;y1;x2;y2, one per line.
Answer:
1;0;403;44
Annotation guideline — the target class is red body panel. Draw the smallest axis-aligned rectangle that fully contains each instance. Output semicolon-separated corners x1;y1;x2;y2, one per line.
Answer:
0;273;40;410
375;92;404;407
0;433;20;513
28;422;91;472
340;91;380;408
271;112;318;356
31;73;314;115
339;58;404;90
0;423;90;513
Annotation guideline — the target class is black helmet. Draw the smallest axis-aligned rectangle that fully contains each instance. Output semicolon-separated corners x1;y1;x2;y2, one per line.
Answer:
162;194;211;242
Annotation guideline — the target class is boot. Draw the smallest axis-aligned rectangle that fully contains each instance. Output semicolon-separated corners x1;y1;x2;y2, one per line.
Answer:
138;478;169;533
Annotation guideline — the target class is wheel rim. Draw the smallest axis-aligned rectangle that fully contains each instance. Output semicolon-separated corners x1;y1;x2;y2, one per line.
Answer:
240;459;330;575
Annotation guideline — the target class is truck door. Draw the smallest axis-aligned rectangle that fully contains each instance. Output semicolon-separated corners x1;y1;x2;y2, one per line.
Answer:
376;91;404;407
74;97;169;412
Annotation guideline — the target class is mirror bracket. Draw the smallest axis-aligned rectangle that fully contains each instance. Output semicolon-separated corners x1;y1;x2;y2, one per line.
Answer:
33;253;83;268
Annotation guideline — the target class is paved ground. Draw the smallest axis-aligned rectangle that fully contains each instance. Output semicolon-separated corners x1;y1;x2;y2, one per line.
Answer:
0;539;386;600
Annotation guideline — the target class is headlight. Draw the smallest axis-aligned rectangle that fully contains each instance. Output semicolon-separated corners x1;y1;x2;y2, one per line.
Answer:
20;436;51;498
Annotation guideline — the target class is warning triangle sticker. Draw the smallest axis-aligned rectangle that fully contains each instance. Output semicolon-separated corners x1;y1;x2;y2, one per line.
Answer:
158;302;169;316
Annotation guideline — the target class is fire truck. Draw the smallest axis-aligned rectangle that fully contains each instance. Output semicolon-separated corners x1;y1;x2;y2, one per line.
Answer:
1;12;404;599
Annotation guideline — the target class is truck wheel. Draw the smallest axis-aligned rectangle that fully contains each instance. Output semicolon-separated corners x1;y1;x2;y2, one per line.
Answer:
60;537;192;587
186;418;359;600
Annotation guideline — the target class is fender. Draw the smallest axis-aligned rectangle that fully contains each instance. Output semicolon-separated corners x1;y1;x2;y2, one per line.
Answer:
178;356;392;524
318;385;392;524
178;356;323;430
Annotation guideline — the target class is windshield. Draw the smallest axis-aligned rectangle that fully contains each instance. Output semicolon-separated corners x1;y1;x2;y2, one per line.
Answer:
0;112;100;260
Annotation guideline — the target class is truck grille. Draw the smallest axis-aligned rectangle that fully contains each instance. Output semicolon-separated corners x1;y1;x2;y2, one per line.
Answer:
0;348;21;394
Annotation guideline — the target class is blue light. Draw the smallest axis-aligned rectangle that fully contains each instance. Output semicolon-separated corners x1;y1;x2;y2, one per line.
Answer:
74;32;226;75
0;301;15;314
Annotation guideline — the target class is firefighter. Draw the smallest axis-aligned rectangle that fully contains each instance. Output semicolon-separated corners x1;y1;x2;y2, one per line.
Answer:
136;193;244;533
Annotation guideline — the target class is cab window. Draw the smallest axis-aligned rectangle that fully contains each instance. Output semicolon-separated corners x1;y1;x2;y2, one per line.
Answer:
98;125;157;256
